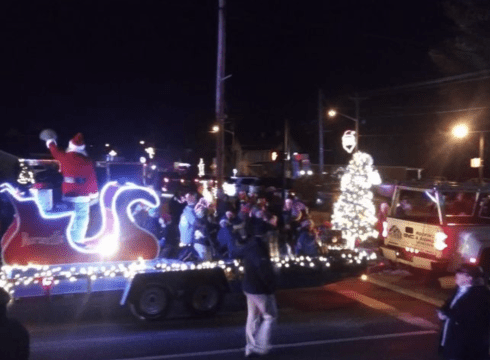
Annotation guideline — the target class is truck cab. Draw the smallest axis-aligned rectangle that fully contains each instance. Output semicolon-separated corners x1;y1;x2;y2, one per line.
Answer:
380;181;490;274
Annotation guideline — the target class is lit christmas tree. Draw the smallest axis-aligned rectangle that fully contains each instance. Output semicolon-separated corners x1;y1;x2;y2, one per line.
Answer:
331;151;381;249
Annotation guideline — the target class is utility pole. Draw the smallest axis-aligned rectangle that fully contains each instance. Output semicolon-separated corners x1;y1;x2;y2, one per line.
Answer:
349;92;367;150
215;0;226;187
479;132;485;184
318;89;324;178
283;119;289;200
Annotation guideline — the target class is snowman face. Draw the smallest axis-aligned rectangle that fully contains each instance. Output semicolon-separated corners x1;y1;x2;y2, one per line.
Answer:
342;131;357;153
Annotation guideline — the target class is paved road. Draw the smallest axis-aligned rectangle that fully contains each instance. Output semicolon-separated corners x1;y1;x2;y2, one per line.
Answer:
9;271;451;360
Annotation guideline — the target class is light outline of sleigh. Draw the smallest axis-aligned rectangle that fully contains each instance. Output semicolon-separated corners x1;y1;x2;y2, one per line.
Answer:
0;181;161;260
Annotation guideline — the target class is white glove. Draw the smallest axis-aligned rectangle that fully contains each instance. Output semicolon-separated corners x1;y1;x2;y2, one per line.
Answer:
40;129;57;142
40;129;58;148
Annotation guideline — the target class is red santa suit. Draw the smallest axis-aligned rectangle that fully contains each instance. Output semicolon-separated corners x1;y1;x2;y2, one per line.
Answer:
45;133;98;243
47;133;98;202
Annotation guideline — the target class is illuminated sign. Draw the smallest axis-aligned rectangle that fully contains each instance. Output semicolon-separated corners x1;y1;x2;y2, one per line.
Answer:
471;158;482;168
198;158;205;177
342;130;357;153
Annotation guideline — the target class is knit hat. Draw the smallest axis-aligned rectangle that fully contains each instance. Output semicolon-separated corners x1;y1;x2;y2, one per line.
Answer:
67;133;87;155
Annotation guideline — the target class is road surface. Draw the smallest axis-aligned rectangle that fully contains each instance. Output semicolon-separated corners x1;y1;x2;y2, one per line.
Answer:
10;271;450;360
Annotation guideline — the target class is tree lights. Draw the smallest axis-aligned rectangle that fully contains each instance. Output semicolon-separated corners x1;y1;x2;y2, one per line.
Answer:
331;151;381;249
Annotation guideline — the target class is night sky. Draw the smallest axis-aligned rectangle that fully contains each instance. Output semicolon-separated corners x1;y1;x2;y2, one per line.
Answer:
1;0;473;175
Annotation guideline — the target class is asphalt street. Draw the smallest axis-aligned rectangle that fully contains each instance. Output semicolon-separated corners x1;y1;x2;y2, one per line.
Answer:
12;273;450;360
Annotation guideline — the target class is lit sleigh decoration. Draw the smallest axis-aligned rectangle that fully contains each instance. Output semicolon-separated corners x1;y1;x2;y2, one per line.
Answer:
0;181;160;266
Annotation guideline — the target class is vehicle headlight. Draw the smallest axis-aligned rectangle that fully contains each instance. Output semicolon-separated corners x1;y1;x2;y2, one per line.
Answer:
434;231;448;251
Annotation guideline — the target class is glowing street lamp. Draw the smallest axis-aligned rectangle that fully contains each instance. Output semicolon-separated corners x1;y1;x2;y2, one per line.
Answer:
452;124;469;139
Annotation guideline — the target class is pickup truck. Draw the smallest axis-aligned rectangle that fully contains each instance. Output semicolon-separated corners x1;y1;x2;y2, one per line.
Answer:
380;181;490;274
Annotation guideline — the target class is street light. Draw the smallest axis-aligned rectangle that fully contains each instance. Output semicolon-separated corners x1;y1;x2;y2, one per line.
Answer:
452;124;469;139
328;109;359;150
452;124;486;183
211;124;234;137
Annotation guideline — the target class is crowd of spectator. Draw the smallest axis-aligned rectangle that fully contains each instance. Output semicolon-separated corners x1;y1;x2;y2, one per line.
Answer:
133;185;331;262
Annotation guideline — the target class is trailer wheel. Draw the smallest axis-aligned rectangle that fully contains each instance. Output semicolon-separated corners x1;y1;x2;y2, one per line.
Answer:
131;285;172;321
185;284;223;317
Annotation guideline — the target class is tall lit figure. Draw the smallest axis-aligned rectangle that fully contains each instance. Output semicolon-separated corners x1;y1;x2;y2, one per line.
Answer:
40;129;99;244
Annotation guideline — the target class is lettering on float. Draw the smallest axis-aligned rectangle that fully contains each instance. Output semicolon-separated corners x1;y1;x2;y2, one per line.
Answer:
21;231;64;246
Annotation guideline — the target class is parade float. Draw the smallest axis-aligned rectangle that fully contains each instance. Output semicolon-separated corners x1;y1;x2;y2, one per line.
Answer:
0;157;368;320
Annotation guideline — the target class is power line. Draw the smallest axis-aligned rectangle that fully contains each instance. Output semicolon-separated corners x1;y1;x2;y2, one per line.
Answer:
363;69;490;97
369;106;489;118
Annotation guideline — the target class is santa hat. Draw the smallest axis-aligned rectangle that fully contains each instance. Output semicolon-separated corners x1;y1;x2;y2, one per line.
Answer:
67;133;87;155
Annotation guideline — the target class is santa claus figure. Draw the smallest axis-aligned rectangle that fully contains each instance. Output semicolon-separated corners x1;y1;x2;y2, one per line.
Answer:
40;129;99;244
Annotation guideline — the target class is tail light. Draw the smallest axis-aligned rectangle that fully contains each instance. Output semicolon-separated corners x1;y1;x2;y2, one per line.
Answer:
434;231;448;251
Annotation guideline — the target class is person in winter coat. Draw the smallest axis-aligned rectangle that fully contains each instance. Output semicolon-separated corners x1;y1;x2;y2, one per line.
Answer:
169;190;186;225
40;130;99;244
437;264;490;360
295;220;319;256
178;192;198;246
158;214;180;259
282;197;306;253
217;210;243;258
193;198;213;261
0;288;29;360
375;202;390;242
229;235;277;358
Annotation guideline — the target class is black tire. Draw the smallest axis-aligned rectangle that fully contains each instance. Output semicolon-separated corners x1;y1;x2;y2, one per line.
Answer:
185;284;223;317
131;285;172;321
